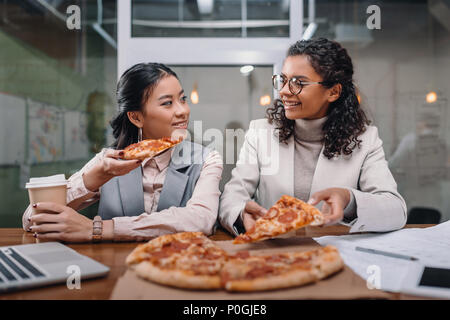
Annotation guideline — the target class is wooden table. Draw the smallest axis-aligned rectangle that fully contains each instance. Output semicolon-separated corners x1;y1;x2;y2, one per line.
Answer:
0;225;435;300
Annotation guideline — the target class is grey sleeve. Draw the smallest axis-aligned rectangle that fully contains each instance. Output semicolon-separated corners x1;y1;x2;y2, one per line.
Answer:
343;189;357;223
232;209;246;236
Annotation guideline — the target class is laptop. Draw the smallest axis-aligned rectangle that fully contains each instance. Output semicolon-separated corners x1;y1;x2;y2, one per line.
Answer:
0;242;109;293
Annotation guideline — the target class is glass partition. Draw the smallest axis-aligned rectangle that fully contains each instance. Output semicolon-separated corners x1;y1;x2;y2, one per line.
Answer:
131;0;290;37
310;0;450;222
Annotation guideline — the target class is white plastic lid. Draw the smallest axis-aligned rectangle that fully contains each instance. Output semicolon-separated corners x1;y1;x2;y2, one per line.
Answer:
25;174;67;189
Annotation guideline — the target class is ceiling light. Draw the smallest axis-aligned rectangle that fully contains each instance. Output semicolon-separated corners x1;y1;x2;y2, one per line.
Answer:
197;0;214;15
426;91;437;103
260;95;271;106
191;83;199;104
240;65;254;74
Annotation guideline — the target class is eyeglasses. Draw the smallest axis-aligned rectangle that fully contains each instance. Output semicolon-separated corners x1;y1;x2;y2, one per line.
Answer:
272;74;325;95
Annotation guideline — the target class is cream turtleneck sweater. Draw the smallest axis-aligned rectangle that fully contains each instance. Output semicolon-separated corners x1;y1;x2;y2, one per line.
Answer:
293;116;356;221
293;117;328;201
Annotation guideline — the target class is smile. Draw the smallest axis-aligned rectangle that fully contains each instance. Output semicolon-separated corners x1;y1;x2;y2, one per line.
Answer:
283;101;302;110
172;121;188;129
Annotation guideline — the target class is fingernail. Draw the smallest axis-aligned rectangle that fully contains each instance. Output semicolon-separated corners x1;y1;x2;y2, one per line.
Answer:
28;217;31;222
33;233;37;238
27;228;32;232
32;203;37;208
307;198;314;205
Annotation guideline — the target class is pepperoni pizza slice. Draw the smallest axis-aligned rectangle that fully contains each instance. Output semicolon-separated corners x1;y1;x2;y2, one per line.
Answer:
126;232;229;290
233;195;325;244
221;245;344;292
122;137;182;161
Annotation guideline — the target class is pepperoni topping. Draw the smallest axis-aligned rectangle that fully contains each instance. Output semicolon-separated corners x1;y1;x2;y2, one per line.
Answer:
190;238;206;245
158;240;190;256
245;266;276;279
277;209;298;224
150;250;171;259
145;140;166;149
234;251;250;259
265;254;287;263
170;240;190;251
264;207;279;220
203;251;223;260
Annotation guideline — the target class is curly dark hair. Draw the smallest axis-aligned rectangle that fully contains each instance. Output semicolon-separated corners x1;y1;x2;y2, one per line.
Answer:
266;38;370;159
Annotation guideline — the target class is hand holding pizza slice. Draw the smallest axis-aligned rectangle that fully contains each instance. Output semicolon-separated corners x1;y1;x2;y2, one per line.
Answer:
233;195;325;244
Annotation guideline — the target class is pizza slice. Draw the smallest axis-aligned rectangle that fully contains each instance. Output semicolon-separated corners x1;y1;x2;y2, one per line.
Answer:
126;232;229;290
221;245;344;292
233;195;325;244
122;137;182;161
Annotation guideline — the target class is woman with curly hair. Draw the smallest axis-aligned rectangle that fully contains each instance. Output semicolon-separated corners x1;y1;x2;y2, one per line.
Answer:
219;38;406;236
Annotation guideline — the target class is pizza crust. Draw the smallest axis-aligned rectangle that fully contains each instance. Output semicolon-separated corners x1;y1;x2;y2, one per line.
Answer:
224;269;318;292
313;247;345;280
131;261;222;290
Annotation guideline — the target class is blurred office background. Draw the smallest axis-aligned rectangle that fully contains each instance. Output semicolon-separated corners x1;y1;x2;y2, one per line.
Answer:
0;0;448;227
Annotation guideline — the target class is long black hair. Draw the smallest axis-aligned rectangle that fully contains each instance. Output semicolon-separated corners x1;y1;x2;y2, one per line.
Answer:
110;63;178;149
266;38;370;159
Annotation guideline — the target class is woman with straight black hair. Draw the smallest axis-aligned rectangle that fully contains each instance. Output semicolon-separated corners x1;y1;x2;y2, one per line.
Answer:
22;63;223;242
220;38;407;236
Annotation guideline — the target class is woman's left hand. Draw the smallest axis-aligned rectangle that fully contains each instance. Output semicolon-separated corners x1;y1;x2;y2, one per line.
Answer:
28;202;92;243
307;188;351;226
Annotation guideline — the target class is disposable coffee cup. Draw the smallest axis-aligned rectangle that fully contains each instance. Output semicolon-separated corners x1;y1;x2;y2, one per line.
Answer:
25;174;68;214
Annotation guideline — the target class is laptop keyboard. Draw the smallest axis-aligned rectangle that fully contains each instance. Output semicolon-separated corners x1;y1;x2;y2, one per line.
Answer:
0;248;46;283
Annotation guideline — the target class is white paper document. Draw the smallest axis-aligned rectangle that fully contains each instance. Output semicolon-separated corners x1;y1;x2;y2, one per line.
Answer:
314;221;450;293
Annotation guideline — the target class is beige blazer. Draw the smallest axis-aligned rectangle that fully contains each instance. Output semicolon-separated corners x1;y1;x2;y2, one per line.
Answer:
219;119;407;235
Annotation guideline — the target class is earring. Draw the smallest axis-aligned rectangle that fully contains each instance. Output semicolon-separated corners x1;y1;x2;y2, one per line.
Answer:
138;127;143;142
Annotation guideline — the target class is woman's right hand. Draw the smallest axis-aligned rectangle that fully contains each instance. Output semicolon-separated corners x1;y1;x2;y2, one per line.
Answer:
83;149;142;192
242;201;268;231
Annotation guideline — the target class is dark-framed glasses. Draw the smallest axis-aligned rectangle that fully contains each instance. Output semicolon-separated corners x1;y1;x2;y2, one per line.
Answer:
272;74;325;95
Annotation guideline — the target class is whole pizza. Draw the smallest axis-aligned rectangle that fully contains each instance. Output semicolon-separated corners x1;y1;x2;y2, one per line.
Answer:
126;232;344;292
122;137;182;161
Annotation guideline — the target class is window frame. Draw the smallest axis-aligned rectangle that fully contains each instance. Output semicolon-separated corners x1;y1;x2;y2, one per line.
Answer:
117;0;304;77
